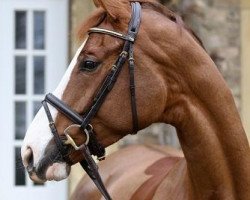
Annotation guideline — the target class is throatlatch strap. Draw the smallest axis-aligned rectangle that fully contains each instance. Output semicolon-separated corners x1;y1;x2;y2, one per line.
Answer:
128;2;141;134
128;48;139;134
80;145;112;200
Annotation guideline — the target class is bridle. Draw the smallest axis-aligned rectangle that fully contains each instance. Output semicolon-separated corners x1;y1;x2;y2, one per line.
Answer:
42;2;141;200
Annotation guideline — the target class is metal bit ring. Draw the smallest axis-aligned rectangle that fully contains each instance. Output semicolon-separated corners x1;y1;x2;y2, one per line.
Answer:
64;124;90;150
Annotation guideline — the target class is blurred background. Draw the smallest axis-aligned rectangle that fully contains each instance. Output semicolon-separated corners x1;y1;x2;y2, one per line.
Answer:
0;0;249;199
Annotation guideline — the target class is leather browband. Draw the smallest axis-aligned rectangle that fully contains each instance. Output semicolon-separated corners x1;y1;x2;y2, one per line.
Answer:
89;28;135;42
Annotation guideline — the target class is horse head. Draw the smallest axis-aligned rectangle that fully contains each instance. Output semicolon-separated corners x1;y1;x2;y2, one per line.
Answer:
21;0;230;187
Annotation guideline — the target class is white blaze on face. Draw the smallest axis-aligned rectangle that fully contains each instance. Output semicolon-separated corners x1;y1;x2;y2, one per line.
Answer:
21;41;87;180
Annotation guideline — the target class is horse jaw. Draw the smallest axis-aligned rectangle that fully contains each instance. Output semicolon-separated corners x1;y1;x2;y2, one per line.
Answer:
21;41;86;182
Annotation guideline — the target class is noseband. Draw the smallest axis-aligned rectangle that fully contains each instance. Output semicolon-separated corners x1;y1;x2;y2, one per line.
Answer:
42;2;141;200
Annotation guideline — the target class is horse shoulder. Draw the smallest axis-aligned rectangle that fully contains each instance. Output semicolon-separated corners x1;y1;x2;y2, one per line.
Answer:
70;145;185;200
153;159;189;200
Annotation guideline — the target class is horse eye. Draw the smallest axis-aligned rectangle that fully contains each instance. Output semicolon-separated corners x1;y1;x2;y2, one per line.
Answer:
79;60;99;72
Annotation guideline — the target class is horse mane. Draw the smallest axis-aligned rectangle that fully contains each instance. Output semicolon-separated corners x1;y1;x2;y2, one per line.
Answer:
77;0;204;49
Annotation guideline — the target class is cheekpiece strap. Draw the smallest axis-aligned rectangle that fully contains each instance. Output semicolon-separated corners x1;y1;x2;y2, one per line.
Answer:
41;100;68;158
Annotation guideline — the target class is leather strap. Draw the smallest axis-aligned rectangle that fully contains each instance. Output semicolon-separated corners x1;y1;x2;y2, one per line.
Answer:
45;94;106;160
42;99;109;199
89;28;135;42
80;145;112;200
42;101;69;161
86;2;141;134
45;93;83;124
128;2;141;133
80;50;129;130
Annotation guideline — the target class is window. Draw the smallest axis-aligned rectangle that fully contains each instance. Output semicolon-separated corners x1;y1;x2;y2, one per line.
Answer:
0;1;68;198
14;9;46;186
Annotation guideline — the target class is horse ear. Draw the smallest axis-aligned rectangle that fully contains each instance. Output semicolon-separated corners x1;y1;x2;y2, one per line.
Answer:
93;0;101;7
93;0;129;20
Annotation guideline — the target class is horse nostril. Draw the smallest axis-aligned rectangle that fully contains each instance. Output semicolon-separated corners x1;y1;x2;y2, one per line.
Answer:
23;147;34;172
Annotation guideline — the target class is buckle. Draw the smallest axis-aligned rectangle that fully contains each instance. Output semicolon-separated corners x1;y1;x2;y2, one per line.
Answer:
63;124;90;150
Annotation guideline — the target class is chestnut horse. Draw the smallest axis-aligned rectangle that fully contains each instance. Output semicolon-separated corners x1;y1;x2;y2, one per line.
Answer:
21;0;250;199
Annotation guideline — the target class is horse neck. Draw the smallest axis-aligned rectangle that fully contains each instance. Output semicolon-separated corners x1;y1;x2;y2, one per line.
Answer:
163;51;250;199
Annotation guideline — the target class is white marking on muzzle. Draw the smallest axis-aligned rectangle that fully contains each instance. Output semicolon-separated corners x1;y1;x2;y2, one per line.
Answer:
21;41;87;167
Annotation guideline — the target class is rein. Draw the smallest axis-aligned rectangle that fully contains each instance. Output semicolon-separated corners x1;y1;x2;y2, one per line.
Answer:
42;2;141;200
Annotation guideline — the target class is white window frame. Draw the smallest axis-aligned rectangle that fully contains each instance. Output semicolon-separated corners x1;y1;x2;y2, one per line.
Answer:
0;0;69;199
